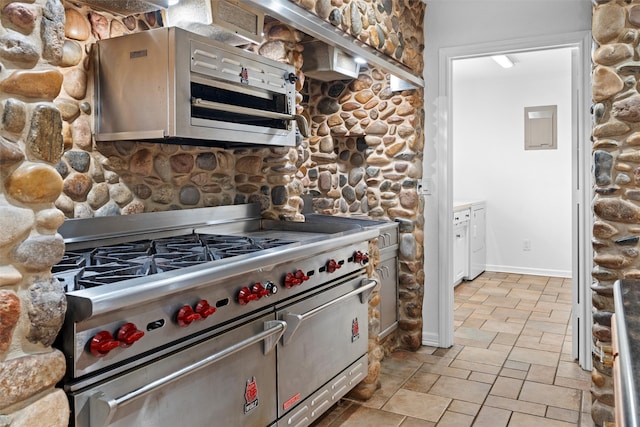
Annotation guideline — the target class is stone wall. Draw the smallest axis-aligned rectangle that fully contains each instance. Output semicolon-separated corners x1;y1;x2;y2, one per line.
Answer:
592;1;640;425
0;0;424;423
0;1;72;425
288;0;424;74
300;69;424;398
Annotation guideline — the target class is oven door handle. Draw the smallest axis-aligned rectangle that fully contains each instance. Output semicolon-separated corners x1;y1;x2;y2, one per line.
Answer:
281;278;377;346
89;319;286;427
191;98;310;137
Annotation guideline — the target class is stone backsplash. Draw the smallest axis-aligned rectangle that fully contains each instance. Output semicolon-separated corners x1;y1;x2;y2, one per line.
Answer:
0;0;425;423
287;0;425;74
592;1;640;425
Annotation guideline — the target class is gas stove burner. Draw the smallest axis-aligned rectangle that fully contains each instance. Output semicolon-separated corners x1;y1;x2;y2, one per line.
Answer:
53;232;298;292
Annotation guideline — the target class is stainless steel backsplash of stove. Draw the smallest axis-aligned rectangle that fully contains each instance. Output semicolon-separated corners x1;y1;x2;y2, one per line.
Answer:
53;204;379;427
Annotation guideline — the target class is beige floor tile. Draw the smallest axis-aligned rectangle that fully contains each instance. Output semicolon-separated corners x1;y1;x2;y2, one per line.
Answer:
376;372;411;398
381;356;422;378
434;411;473;427
448;400;481;416
473;406;511;427
480;320;525;335
326;405;406;427
506;288;542;301
456;346;508;367
515;334;563;353
526;364;557;385
490;376;523;399
381;389;450;422
499;367;527;380
455;326;497;343
483;395;546;416
399;417;435;427
546;406;580;423
522;320;568;335
493;332;519;346
483;295;522;308
419;364;470;379
449;359;502;375
508;346;559;367
508;412;576;427
519;381;582;411
468;371;496;384
427;376;491;404
402;371;440;394
502;360;530;371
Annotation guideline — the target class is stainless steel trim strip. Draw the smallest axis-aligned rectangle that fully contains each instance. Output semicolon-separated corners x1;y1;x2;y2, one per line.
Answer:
89;320;286;427
614;280;640;427
192;98;294;121
281;278;377;345
241;0;424;88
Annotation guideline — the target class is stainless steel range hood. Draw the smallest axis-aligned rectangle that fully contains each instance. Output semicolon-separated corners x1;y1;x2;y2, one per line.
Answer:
75;0;169;15
241;0;424;88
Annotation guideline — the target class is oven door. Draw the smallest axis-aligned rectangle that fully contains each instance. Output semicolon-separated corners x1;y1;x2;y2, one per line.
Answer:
70;313;285;427
276;273;376;423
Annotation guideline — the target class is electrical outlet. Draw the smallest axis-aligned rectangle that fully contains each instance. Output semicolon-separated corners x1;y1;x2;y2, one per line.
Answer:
523;239;531;251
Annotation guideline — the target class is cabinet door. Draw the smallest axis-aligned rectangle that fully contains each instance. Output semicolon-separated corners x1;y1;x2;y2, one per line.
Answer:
453;225;468;285
470;207;485;253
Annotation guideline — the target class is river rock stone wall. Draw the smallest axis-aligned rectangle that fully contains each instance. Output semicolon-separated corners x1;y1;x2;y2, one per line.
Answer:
0;0;424;422
0;0;71;425
592;1;640;425
300;69;424;398
288;0;425;74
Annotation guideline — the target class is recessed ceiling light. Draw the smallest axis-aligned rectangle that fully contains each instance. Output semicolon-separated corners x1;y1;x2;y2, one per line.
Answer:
491;55;514;69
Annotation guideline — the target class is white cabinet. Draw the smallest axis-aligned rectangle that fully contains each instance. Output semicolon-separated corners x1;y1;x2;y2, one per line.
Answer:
467;202;486;280
453;208;470;286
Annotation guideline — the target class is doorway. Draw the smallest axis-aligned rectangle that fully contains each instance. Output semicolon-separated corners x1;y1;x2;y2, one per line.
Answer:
427;32;593;371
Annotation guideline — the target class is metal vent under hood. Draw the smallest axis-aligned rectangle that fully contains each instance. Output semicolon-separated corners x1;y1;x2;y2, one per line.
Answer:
166;0;264;45
76;0;169;15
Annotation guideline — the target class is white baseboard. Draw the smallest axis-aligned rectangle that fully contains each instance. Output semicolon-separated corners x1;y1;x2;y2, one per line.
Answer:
485;265;571;279
421;331;443;348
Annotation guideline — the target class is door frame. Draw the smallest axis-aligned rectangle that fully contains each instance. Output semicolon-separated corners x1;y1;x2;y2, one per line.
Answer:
434;31;593;370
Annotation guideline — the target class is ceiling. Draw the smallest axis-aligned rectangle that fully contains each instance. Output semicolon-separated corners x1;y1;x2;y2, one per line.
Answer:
452;47;573;81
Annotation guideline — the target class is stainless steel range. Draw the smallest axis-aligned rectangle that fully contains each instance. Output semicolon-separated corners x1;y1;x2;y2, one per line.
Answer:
53;204;378;427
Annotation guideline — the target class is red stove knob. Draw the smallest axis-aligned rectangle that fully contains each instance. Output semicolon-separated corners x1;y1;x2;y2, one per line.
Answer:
327;259;342;273
177;305;201;327
295;269;310;282
116;323;145;347
284;272;302;288
354;251;369;265
238;286;259;305
251;283;271;298
90;331;121;357
195;300;217;318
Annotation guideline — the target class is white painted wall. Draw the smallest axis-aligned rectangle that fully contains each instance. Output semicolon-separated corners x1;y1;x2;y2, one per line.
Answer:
421;0;592;346
452;49;573;277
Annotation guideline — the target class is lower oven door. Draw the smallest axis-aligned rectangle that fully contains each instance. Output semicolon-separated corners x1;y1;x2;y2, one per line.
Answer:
70;313;285;427
276;273;376;423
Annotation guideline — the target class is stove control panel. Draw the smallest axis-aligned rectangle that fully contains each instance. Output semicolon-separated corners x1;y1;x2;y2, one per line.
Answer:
89;322;145;357
237;282;278;305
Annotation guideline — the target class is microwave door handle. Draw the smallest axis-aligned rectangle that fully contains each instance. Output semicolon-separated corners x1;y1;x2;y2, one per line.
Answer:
191;98;310;138
89;320;286;427
281;278;377;346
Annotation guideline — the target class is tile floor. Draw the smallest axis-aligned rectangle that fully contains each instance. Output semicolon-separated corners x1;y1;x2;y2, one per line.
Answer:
312;272;594;427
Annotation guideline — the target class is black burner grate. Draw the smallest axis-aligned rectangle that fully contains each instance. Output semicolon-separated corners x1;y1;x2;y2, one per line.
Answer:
53;233;296;291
